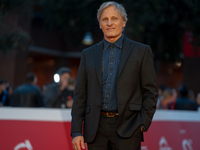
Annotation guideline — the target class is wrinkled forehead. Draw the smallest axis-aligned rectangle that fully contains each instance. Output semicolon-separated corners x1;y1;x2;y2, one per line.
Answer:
100;6;121;18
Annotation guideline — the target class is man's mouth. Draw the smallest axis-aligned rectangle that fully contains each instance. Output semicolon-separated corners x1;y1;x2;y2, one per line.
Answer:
107;28;115;30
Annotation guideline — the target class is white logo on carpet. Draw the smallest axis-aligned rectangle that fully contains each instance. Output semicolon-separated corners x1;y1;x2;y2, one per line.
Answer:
159;136;173;150
182;139;193;150
14;140;33;150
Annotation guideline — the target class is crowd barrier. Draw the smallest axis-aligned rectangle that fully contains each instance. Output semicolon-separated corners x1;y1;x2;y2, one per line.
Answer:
0;108;200;150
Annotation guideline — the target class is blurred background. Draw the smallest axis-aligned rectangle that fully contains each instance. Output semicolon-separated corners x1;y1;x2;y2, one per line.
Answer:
0;0;200;109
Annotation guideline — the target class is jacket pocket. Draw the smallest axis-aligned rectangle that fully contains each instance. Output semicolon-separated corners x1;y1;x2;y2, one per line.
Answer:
129;103;142;111
85;105;90;114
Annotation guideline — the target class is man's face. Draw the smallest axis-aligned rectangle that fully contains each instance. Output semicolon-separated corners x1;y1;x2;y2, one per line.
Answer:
33;77;37;85
197;94;200;105
99;6;126;43
0;83;6;92
59;73;71;88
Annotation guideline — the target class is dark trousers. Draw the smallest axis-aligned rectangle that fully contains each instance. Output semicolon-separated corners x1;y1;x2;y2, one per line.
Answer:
87;115;141;150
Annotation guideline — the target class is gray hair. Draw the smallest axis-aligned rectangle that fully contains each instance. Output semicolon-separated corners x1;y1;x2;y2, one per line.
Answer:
97;1;128;23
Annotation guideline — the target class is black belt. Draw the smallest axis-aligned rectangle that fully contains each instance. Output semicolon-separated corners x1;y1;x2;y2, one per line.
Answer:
100;111;119;117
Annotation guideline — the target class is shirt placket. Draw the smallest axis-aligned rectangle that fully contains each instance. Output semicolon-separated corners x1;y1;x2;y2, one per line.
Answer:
104;45;115;110
102;48;108;110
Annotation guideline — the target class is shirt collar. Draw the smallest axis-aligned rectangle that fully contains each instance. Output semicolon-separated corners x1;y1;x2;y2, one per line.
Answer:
103;34;124;50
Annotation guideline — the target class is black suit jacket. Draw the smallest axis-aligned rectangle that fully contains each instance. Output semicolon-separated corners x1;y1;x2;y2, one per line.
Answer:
71;36;158;143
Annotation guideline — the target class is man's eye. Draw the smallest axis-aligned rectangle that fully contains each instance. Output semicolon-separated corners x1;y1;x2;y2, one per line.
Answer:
103;18;107;21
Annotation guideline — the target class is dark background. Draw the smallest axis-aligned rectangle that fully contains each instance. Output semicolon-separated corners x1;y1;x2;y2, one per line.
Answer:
0;0;200;95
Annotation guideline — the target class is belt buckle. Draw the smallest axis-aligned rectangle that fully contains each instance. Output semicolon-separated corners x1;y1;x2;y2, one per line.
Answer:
106;112;115;117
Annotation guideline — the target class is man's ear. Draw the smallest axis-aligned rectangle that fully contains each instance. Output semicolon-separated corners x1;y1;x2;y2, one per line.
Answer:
122;20;126;28
99;23;102;29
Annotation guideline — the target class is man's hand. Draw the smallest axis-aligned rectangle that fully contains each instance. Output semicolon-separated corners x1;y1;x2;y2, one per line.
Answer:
72;136;85;150
66;100;73;108
59;82;68;91
140;126;143;132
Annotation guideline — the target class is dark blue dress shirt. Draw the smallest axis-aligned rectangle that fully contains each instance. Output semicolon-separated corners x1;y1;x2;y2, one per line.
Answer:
101;34;124;112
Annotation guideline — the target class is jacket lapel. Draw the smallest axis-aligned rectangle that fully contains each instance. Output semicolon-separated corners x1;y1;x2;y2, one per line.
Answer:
94;41;103;88
117;37;133;79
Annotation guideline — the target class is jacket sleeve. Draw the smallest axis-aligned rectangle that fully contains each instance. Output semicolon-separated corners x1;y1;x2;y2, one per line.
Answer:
140;45;158;131
71;50;87;136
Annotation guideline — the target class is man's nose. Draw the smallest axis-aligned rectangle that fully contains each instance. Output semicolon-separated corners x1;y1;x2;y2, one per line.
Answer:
107;19;113;26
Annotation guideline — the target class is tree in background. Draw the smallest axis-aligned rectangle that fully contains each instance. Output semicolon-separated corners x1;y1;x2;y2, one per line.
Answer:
40;0;99;45
41;0;200;65
0;0;31;53
125;0;200;68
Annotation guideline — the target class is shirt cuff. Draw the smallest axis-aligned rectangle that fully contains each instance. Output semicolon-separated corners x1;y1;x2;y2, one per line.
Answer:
72;133;83;139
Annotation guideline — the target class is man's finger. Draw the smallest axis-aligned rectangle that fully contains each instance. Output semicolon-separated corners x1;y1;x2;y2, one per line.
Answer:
75;142;81;150
72;136;84;150
81;139;85;149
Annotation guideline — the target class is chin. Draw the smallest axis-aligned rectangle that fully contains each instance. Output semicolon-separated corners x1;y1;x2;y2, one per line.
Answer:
105;33;117;38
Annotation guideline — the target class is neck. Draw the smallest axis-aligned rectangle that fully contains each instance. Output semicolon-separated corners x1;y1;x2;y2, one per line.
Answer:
104;33;122;43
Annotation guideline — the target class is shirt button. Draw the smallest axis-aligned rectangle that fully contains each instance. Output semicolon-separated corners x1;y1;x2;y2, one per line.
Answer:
108;84;110;86
110;73;112;75
111;63;113;65
107;95;109;97
111;52;113;54
105;106;107;108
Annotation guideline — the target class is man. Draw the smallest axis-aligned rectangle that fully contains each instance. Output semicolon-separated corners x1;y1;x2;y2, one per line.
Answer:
0;79;10;106
175;86;197;111
157;88;177;110
12;73;44;107
196;93;200;111
71;1;158;150
45;67;73;108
